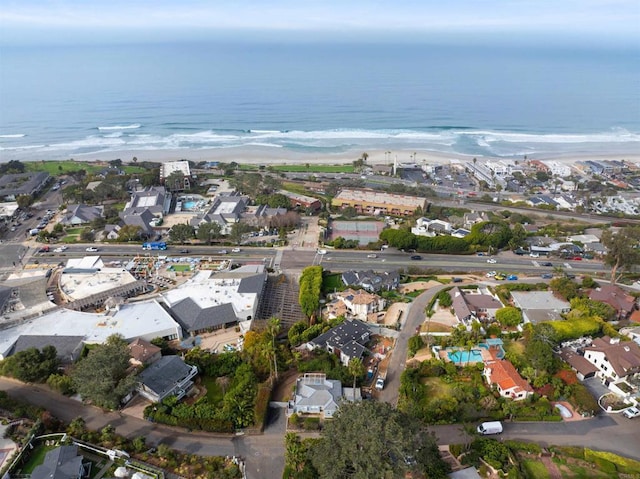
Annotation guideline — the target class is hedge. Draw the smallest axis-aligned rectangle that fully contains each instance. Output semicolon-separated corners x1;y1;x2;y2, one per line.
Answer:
253;382;272;432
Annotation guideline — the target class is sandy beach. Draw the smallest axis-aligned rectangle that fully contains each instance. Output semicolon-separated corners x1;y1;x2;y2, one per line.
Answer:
36;146;640;168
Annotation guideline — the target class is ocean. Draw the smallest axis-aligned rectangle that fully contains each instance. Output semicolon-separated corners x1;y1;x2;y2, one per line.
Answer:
0;41;639;161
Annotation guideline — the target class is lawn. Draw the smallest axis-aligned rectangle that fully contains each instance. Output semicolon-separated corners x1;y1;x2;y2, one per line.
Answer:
25;160;103;176
522;460;550;479
168;264;191;272
65;227;85;235
322;273;345;293
270;164;355;173
201;376;224;405
61;235;79;243
17;443;57;474
422;377;453;399
280;182;328;200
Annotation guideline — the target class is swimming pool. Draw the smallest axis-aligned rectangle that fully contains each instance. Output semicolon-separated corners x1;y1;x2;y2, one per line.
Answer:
183;201;197;210
447;349;483;364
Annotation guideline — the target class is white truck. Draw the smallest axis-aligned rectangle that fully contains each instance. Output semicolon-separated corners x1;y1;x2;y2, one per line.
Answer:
477;421;503;435
375;373;386;390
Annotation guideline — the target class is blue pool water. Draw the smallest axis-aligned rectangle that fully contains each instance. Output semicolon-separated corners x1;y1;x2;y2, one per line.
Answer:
447;349;483;364
182;201;197;210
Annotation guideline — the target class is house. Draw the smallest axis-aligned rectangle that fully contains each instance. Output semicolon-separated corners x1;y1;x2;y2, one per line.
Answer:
327;289;385;322
341;270;400;293
510;291;571;324
558;348;598;380
411;217;452;237
589;285;637;320
463;211;489;229
242;204;287;228
451;228;471;238
449;287;503;325
61;204;104;226
307;319;370;366
483;359;533;401
123;186;171;217
31;445;89;479
103;224;121;240
120;208;156;237
288;373;344;418
128;337;162;367
583;336;640;387
527;196;558;208
373;164;393;175
135;355;198;403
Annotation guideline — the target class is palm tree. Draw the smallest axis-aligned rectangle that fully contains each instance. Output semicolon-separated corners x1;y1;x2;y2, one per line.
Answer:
348;357;365;392
266;317;281;384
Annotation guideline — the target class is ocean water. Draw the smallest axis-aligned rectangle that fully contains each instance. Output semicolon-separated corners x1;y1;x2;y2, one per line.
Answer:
0;41;638;161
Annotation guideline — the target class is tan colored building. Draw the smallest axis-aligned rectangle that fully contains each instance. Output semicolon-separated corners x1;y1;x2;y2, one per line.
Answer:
332;188;428;216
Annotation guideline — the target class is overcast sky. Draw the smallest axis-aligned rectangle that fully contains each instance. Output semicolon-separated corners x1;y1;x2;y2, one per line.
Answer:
1;0;639;45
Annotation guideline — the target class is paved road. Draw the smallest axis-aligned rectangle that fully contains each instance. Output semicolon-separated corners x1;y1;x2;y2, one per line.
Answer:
0;378;285;479
378;284;448;406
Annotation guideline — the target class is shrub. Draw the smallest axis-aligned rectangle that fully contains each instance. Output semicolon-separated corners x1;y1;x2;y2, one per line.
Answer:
253;382;272;432
303;417;320;430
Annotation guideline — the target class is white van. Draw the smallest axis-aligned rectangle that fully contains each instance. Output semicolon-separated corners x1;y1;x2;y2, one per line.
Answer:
477;421;503;435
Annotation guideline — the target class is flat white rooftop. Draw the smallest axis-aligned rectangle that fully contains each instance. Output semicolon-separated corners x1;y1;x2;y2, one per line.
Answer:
60;267;137;301
0;300;181;359
66;256;104;270
162;160;191;178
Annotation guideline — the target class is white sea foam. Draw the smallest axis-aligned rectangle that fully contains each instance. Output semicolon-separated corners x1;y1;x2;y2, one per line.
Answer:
97;124;141;131
0;134;26;138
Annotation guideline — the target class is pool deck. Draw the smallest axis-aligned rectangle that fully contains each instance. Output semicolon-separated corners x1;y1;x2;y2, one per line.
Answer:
439;344;503;365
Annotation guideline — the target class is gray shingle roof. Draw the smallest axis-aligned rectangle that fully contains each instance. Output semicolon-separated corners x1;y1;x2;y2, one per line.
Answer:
137;355;195;399
237;273;266;294
31;445;83;479
170;297;238;332
311;319;370;349
12;335;84;363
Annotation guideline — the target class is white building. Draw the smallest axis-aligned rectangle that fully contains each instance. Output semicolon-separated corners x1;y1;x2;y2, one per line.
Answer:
541;161;572;177
411;217;452;237
160;160;191;180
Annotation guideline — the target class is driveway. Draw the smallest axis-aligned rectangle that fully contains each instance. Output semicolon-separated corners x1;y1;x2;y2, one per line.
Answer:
378;283;448;405
582;377;610;407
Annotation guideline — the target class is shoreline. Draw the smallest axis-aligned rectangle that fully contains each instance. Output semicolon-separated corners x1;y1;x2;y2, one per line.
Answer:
5;146;640;167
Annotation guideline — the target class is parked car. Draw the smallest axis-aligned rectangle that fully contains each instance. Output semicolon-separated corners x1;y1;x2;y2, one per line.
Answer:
375;377;385;390
486;271;497;278
317;249;327;255
507;274;518;281
85;247;99;252
486;258;497;264
477;252;485;256
494;273;506;280
623;407;640;419
529;252;540;258
571;256;582;261
451;277;463;283
477;421;503;435
410;255;422;260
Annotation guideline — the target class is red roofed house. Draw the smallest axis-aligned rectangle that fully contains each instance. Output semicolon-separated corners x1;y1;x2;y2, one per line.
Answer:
583;336;640;389
128;337;162;368
589;284;637;320
483;359;533;401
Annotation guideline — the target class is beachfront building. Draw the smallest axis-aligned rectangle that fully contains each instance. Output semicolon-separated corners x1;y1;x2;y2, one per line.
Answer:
332;188;428;217
161;264;267;335
540;160;572;177
121;186;171;236
160;160;192;190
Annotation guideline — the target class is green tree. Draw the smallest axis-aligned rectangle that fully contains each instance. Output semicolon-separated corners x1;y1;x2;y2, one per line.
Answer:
0;346;59;383
169;223;195;244
165;171;186;191
437;290;453;308
229;222;251;245
549;277;580;301
495;307;523;327
266;317;281;384
16;194;33;209
47;374;75;395
309;400;449;479
408;335;424;358
196;221;222;244
347;357;364;391
299;266;323;320
601;226;640;283
117;224;143;242
255;193;290;209
71;334;136;410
